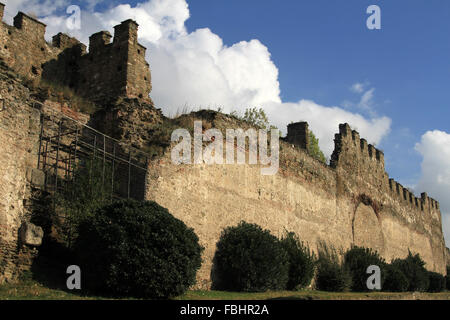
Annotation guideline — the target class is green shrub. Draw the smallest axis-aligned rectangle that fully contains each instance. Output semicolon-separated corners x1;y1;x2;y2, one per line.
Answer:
212;221;289;292
343;246;386;292
391;251;429;292
56;158;113;248
446;266;450;291
73;199;203;298
427;271;446;293
315;242;351;292
280;232;316;290
383;264;409;292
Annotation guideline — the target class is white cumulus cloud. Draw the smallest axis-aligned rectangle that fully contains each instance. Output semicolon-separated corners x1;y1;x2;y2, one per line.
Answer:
2;0;69;22
264;100;391;157
415;130;450;246
9;0;392;159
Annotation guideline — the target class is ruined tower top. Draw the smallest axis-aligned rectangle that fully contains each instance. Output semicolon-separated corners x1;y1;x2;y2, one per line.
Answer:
286;122;309;150
0;3;5;22
0;3;152;105
114;19;139;44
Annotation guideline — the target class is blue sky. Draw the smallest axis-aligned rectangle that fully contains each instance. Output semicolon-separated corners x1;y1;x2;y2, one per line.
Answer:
64;0;448;188
183;0;450;185
4;0;450;242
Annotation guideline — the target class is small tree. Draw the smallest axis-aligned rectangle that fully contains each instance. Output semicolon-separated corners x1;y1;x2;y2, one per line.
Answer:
391;251;429;292
383;264;409;292
280;232;316;290
315;242;352;292
343;246;386;292
446;266;450;291
212;221;289;292
427;271;446;293
308;130;327;164
242;107;269;129
240;107;277;130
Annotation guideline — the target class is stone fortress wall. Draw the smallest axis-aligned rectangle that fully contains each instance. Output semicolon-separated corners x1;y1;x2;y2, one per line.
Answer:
0;3;151;105
145;121;447;289
0;3;151;282
0;60;42;282
0;3;447;288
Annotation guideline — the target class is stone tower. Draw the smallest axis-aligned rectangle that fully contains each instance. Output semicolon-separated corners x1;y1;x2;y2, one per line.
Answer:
0;2;152;105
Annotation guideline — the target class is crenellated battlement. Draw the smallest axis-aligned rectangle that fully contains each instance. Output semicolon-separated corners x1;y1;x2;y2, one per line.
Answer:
286;121;309;150
52;32;84;51
388;178;424;210
386;167;442;215
330;123;386;175
285;121;441;219
89;31;112;53
326;122;441;219
0;2;447;286
0;3;152;105
13;12;46;39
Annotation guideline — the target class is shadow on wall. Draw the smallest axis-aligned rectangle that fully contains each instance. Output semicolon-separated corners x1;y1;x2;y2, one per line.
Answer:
352;194;385;255
20;189;77;293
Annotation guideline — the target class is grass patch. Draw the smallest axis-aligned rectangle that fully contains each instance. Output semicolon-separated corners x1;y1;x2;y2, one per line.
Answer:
0;279;96;300
37;79;100;114
1;279;450;300
177;290;450;300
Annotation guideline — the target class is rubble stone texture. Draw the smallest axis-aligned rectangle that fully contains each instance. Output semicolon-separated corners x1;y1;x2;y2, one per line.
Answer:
19;222;43;246
0;4;151;106
145;123;447;288
0;3;448;288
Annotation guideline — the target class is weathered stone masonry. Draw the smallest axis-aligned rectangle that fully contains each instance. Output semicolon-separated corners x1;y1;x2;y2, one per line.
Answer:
0;4;447;288
0;4;152;282
0;3;151;105
0;60;43;282
145;117;447;289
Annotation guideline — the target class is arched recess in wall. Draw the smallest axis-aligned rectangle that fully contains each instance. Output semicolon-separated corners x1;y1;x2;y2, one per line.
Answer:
352;196;385;255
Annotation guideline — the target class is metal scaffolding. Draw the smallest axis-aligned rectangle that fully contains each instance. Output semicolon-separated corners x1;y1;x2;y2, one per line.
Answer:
36;103;150;201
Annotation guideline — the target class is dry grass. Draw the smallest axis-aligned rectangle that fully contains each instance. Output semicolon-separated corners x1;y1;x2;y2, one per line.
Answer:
0;279;97;300
178;290;450;300
38;79;99;114
1;278;449;300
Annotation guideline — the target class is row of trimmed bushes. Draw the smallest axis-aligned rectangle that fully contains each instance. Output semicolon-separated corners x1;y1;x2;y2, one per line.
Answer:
70;201;317;297
212;221;449;293
68;200;449;297
317;244;448;293
212;223;315;292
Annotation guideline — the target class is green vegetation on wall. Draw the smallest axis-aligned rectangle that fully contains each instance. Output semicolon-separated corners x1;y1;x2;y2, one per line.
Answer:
308;130;327;164
55;158;113;248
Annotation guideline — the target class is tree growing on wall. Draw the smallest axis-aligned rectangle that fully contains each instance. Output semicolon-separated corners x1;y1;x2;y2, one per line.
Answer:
235;107;278;130
307;130;327;164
